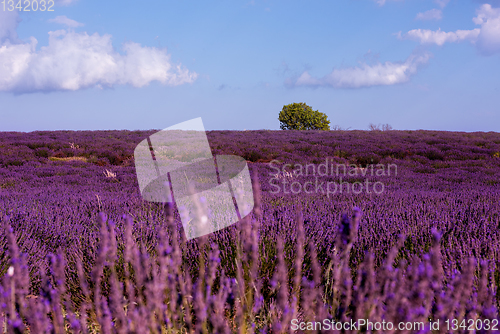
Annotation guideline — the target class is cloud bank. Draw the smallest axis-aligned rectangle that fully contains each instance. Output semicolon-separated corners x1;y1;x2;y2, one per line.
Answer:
0;11;197;93
401;4;500;55
287;53;431;89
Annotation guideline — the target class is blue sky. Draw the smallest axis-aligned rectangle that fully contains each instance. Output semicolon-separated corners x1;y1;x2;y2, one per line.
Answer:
1;0;499;131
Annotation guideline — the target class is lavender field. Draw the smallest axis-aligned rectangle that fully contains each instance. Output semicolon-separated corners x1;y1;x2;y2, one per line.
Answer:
1;129;500;333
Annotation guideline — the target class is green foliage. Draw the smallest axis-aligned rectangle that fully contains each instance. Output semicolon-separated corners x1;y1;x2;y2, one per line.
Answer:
278;102;330;130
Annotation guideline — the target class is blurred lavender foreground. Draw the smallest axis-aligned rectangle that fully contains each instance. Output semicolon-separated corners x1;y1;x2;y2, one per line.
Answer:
0;130;500;333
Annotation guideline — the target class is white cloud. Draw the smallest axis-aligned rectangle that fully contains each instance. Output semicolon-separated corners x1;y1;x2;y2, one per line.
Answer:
376;0;447;8
0;2;197;94
399;4;500;55
434;0;450;9
474;0;500;4
373;0;402;6
375;0;387;5
0;10;20;44
416;9;443;21
48;16;84;28
54;0;79;5
288;53;431;89
401;28;480;45
0;29;197;93
473;4;500;55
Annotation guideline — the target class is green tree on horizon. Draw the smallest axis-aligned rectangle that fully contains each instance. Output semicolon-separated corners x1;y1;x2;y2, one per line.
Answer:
278;102;330;130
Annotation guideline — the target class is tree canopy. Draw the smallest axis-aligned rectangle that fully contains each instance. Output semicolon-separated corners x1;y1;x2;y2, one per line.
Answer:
278;103;330;130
